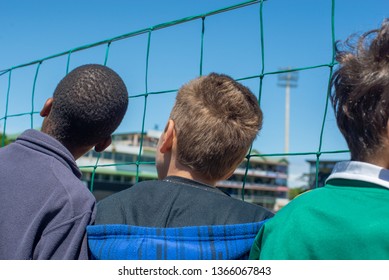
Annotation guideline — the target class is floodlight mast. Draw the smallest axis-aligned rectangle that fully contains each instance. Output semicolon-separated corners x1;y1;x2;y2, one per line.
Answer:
277;67;298;154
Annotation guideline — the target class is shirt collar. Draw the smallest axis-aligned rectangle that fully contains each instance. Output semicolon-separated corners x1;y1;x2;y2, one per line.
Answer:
163;176;229;196
326;161;389;190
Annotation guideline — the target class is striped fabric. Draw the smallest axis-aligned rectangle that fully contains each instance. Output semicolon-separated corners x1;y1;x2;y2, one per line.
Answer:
87;220;268;260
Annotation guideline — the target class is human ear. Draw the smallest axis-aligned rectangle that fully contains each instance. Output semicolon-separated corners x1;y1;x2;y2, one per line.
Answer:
40;98;54;117
95;136;112;153
159;120;175;153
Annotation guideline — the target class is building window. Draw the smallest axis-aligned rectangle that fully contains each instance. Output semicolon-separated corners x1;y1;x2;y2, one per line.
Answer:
101;174;111;181
275;178;287;186
102;152;112;160
140;155;154;162
91;150;100;158
276;165;287;174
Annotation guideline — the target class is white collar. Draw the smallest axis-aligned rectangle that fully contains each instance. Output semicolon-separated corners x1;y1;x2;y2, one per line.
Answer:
326;161;389;190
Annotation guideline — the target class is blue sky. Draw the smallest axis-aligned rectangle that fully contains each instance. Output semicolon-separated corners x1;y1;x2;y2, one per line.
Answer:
1;0;389;187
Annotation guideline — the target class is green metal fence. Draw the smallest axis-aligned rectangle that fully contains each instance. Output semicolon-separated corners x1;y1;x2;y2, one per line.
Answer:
0;0;349;196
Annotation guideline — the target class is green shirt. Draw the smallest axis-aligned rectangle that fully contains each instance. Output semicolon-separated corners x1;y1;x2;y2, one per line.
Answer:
250;161;389;260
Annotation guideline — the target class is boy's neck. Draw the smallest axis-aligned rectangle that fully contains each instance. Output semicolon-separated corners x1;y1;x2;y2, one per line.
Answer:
165;169;217;187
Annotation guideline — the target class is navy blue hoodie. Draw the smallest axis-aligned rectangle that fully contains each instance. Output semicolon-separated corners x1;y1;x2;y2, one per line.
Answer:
0;129;96;259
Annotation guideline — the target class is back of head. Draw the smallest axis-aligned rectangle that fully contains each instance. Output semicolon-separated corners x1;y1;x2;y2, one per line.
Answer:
331;19;389;162
170;73;262;181
48;64;128;148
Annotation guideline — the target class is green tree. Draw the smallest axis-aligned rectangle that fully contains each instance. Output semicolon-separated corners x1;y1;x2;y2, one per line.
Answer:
288;187;308;200
0;133;10;147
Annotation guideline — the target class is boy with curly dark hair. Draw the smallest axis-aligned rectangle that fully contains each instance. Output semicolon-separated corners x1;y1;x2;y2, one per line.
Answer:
0;64;128;259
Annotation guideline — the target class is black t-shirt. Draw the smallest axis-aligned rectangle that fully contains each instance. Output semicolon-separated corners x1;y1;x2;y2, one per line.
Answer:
95;176;274;227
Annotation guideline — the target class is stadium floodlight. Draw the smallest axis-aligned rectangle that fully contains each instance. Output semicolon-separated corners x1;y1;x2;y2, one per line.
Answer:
278;67;298;153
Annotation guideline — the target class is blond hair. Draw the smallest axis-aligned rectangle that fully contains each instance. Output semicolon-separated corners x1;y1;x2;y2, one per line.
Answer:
170;73;262;181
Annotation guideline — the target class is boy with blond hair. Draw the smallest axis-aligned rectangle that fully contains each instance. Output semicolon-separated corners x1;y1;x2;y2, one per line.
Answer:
88;73;273;260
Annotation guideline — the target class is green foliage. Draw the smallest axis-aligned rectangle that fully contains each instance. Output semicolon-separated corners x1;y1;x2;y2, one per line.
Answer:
288;187;308;200
0;133;10;147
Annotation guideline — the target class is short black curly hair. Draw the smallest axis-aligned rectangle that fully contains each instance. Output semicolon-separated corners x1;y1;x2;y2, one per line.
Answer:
48;64;128;147
331;19;389;161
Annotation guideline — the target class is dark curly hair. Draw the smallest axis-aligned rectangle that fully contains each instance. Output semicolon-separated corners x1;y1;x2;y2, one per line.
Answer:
47;64;128;148
331;19;389;161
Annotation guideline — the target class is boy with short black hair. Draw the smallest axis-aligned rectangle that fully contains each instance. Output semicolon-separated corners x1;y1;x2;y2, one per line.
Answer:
0;64;128;259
